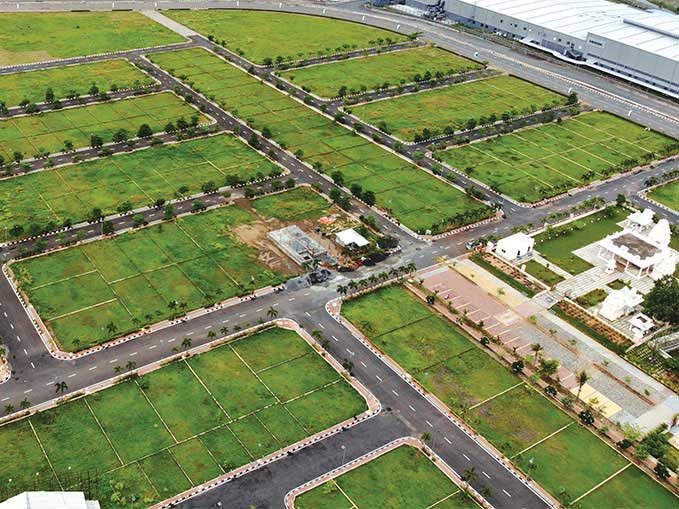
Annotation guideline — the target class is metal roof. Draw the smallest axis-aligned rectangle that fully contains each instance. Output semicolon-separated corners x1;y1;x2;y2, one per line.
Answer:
461;0;679;60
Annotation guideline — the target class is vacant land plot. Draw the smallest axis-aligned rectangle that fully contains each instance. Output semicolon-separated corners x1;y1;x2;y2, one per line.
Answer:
0;92;206;162
13;192;327;350
279;46;482;98
252;186;331;221
295;445;477;509
648;179;679;212
343;285;676;507
437;112;678;202
166;9;405;65
352;75;566;141
0;59;156;108
151;48;491;234
0;327;367;508
0;12;183;66
534;206;628;274
0;133;281;241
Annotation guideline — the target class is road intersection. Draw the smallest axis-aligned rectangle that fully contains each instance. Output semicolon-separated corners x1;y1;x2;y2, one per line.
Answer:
0;2;677;508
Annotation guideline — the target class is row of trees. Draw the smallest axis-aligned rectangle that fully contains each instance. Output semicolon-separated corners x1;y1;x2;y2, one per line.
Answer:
336;264;416;296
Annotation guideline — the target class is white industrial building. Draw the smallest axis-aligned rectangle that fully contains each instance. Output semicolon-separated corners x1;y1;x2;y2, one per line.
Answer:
439;0;679;98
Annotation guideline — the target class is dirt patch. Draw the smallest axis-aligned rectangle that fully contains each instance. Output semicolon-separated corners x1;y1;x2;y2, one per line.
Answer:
232;218;299;275
0;49;55;66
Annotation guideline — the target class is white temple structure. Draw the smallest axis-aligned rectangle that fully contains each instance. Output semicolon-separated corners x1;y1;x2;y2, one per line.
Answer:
597;210;677;280
599;286;644;321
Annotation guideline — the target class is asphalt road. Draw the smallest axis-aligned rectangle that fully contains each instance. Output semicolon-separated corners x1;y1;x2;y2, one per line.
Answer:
0;1;677;508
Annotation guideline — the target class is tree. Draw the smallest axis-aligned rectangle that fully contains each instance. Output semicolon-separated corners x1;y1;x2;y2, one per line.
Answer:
539;358;559;378
579;409;595;425
511;359;525;373
45;87;56;103
89;83;99;96
63;139;74;152
165;122;176;134
182;337;192;350
90;134;104;148
644;276;679;325
54;381;68;394
331;171;345;186
362;190;376;206
164;203;175;220
616;193;627;207
176;117;189;130
654;463;670;480
137;123;153;138
20;398;30;410
267;306;278;320
576;370;589;400
462;467;479;484
112;129;129;143
102;220;114;235
90;207;103;221
530;343;543;366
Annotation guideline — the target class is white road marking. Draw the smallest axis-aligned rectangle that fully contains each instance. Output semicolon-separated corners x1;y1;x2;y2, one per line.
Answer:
9;323;13;329
23;389;32;394
204;325;212;330
426;420;433;428
1;397;9;402
444;436;451;445
89;366;97;371
222;319;230;323
305;312;311;317
30;362;35;369
376;375;383;382
463;453;471;461
168;338;176;343
360;361;367;368
409;405;416;412
288;297;295;302
502;489;512;498
239;313;247;318
346;349;355;356
186;332;194;336
68;373;76;378
483;471;491;479
392;390;399;397
16;336;20;342
331;335;339;342
256;308;262;312
148;345;157;350
318;323;325;329
109;358;118;364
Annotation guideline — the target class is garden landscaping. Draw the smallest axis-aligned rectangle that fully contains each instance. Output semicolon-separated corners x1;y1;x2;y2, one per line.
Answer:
165;9;406;65
351;75;567;142
436;112;678;203
342;284;676;507
533;206;629;274
150;47;493;234
295;445;477;509
0;59;156;108
0;327;367;508
0;11;183;66
0;133;281;241
522;260;564;287
0;92;207;162
279;46;482;98
11;187;334;352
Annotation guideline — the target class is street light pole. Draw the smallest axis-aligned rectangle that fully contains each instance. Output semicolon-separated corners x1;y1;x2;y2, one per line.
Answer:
341;444;347;466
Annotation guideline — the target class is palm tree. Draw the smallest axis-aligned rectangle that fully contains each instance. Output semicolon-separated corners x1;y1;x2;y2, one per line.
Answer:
267;306;279;319
311;329;324;341
462;467;479;484
576;370;589;400
207;330;216;339
4;404;14;414
220;326;229;336
420;431;431;443
336;284;347;296
530;343;543;366
54;381;68;394
114;365;123;374
20;398;30;410
182;337;192;350
126;361;137;371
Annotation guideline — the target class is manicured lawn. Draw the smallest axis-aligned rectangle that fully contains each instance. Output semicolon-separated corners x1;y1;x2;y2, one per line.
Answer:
648;179;679;212
437;112;677;202
0;59;156;108
165;9;405;65
279;46;482;98
343;284;673;506
534;206;628;274
13;197;305;351
523;260;564;286
295;445;475;509
352;75;566;141
0;133;281;241
516;424;628;503
577;465;678;509
0;12;183;66
150;47;492;234
0;92;207;162
0;327;367;508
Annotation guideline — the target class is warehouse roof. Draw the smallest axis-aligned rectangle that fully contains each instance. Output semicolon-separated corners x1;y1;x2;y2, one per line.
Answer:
461;0;679;60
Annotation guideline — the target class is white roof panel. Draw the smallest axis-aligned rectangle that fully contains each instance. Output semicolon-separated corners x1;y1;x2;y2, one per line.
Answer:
461;0;679;59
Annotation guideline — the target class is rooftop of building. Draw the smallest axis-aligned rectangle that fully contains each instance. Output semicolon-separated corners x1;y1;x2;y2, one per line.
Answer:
456;0;679;60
